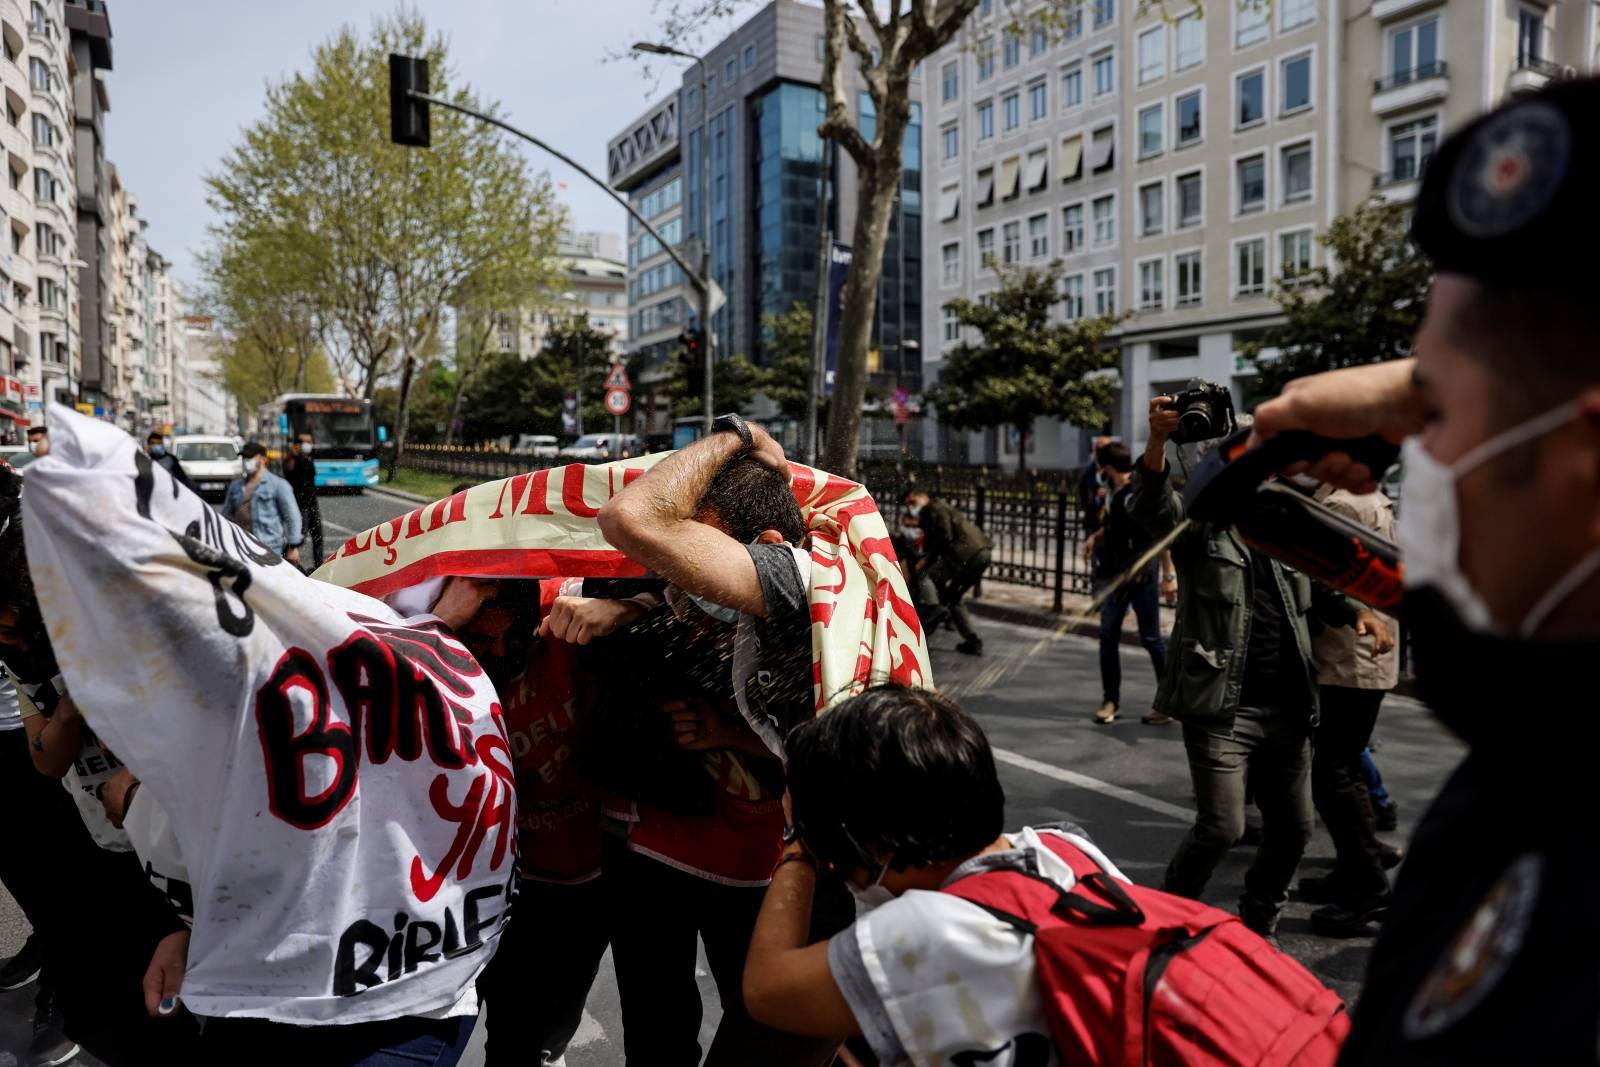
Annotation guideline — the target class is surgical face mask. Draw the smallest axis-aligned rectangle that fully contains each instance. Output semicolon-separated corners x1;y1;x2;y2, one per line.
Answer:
906;503;923;519
847;860;896;916
298;442;314;454
687;591;741;625
1399;400;1600;637
149;444;165;457
244;457;261;474
26;440;40;455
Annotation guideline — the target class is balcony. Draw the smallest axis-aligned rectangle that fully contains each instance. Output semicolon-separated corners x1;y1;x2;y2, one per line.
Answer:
1371;61;1449;116
1370;0;1441;21
1371;169;1424;203
1507;54;1575;96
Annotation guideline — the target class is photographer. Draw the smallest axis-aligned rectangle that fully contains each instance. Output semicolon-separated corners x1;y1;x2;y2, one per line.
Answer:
1130;398;1392;937
1251;79;1600;1062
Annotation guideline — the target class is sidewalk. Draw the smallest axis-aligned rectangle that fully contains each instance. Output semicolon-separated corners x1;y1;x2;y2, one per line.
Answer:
967;579;1176;647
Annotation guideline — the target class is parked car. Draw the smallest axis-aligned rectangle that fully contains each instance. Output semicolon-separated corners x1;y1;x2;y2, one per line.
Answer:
513;434;560;458
558;433;643;462
174;434;244;501
0;444;32;470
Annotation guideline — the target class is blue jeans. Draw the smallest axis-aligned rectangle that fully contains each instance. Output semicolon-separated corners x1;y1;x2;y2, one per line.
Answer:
1097;575;1167;707
200;1014;476;1066
1361;745;1392;809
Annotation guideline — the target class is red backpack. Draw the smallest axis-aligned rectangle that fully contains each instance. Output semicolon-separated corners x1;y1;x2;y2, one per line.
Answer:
942;831;1349;1067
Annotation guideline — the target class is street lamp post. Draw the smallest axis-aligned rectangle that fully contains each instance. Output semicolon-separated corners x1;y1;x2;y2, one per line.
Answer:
633;41;714;436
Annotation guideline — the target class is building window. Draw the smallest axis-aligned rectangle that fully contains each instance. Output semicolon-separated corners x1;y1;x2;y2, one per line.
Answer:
816;34;826;61
1029;213;1049;258
32;168;52;202
942;123;960;160
1281;0;1315;30
1093;194;1116;245
978;100;995;141
1003;91;1021;131
1004;31;1022;68
1139;182;1164;237
1002;221;1022;263
707;70;717;94
30;114;50;146
1029;79;1048;121
1094;268;1117;314
1060;133;1083;182
744;44;756;70
1176;251;1203;305
1177;171;1202;226
1236;0;1269;47
981;0;993;14
942;61;960;102
1175;13;1205;70
943;305;961;341
939;182;961;221
1282;142;1312;202
978;38;996;81
1031;24;1049;57
1138;27;1166;84
942;241;962;285
725;58;736;83
28;57;49;92
1388;115;1438;182
1139;259;1164;310
1175;90;1202;147
1282;53;1312;113
1093;53;1115;96
1065;3;1084;39
977;165;995;207
1062;66;1083;108
1236;238;1266;295
1062;274;1085;319
1090;124;1115;172
1236;69;1265;128
1094;0;1115;29
1237;154;1266;213
1138;103;1163;158
978;228;996;266
1281;229;1313;278
1025;147;1049;191
1062;203;1085;251
1388;17;1440;82
1518;6;1547;65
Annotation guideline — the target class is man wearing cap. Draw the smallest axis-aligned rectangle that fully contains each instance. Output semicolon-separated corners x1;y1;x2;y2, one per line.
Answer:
222;443;302;565
1252;79;1600;1062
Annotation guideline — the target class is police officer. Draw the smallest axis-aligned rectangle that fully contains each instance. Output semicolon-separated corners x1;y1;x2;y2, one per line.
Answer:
1252;78;1600;1063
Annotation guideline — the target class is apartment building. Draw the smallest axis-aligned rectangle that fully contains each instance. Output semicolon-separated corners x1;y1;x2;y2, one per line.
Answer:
490;227;629;362
922;0;1600;469
179;314;234;435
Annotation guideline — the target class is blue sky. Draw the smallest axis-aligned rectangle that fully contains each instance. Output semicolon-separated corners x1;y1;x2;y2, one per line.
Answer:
110;0;743;293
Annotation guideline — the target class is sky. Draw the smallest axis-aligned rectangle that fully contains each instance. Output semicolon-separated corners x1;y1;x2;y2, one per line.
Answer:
109;0;740;294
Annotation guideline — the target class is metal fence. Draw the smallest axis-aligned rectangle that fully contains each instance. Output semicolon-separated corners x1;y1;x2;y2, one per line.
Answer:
389;446;1098;611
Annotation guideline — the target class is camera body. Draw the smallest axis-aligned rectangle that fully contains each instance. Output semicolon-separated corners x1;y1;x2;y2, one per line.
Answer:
1163;381;1237;445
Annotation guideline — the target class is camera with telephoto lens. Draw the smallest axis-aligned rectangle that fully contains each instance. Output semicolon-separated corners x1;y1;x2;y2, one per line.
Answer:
1162;381;1237;445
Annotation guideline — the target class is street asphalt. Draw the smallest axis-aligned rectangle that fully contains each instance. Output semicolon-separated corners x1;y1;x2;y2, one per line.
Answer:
0;488;1468;1066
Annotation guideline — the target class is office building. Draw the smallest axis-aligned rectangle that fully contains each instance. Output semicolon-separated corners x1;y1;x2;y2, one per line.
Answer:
492;226;629;361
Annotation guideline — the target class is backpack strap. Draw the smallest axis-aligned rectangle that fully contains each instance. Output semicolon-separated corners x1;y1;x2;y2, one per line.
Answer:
945;835;1146;929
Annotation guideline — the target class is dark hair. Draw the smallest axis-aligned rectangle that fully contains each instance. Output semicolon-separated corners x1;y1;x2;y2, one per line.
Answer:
902;487;929;504
1445;287;1599;422
147;431;164;443
1097;441;1133;473
695;456;806;544
240;442;266;459
786;685;1005;873
25;426;43;437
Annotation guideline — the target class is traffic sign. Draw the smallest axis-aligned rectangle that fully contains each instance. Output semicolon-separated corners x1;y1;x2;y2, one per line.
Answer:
604;388;632;415
604;363;631;391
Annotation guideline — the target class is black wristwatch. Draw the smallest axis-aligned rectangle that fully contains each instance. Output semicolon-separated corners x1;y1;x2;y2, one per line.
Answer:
711;412;753;452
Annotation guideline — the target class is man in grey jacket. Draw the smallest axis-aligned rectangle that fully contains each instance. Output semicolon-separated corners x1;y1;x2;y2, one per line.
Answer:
223;443;302;565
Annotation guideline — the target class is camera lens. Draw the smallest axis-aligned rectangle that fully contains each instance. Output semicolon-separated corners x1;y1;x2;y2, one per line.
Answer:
1180;402;1213;438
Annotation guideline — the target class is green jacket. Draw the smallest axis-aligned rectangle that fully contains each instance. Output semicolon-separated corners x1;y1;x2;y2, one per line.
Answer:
1128;460;1360;732
919;497;992;566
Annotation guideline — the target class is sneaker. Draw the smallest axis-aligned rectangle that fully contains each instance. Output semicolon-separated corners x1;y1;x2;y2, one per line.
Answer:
0;932;42;991
1309;898;1389;938
956;637;984;656
1374;801;1399;833
29;1000;79;1067
1094;701;1118;724
1379;843;1404;870
1141;708;1174;725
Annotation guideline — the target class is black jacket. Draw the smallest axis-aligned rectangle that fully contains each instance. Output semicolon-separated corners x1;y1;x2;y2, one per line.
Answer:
281;452;317;503
152;451;192;490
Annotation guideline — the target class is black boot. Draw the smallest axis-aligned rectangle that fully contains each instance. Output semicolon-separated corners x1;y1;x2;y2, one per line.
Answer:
1238;897;1281;939
1310;897;1390;938
956;636;984;656
1297;872;1345;904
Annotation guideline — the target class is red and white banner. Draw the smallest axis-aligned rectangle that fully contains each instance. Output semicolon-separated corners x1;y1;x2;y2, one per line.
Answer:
314;453;933;708
22;406;513;1024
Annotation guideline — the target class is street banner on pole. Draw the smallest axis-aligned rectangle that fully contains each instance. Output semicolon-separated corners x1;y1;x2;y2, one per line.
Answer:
824;242;852;396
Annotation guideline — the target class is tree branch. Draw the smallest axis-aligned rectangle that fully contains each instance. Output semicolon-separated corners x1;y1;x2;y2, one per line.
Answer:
818;1;873;165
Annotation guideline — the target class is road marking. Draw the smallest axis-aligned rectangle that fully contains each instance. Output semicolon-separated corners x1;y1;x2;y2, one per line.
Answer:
991;747;1192;821
324;520;362;538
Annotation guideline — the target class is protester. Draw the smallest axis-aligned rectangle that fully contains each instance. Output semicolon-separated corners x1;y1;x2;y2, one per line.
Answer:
1131;408;1394;936
223;441;303;563
902;487;992;656
145;431;193;491
596;414;843;1066
1299;486;1404;938
1077;433;1113;540
1081;442;1170;725
1250;78;1600;1062
280;433;323;568
26;424;47;457
743;685;1348;1065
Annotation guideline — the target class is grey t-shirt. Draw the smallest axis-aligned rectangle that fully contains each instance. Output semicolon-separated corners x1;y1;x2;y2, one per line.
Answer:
735;542;813;757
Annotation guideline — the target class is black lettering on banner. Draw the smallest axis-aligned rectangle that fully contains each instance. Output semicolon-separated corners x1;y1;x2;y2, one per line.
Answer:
461;884;503;954
332;879;507;997
403;919;442;975
333;919;388;997
327;633;413;765
386;912;406;983
255;648;358;829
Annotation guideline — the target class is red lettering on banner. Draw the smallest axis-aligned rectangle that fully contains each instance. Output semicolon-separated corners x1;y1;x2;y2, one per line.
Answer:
521;470;554;516
858;535;900;564
405;492;468;540
876;576;923;640
374;517;405;566
339;526;376;560
621;467;647;487
561;465;603;518
810;550;847;595
410;718;516;903
489;473;535;519
890;640;919;686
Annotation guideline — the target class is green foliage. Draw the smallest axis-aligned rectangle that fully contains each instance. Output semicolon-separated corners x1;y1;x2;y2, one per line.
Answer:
926;261;1123;471
218;336;336;416
375;360;454;444
759;303;819;426
663;349;767;421
1244;199;1432;400
457;314;615;442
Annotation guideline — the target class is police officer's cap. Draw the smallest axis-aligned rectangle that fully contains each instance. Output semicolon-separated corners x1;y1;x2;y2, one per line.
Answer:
1412;77;1599;295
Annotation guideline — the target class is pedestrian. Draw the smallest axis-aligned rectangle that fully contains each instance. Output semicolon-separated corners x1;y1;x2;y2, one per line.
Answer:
1081;442;1173;725
1251;77;1600;1063
1077;433;1113;540
26;424;47;458
595;414;844;1067
145;430;194;491
902;487;992;656
280;433;323;568
223;442;303;564
1130;405;1394;936
1299;485;1404;938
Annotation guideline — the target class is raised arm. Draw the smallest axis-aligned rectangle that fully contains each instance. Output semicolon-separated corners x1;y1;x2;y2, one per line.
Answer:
743;849;862;1038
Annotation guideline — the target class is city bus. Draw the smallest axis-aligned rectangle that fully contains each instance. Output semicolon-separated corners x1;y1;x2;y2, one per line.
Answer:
256;394;381;491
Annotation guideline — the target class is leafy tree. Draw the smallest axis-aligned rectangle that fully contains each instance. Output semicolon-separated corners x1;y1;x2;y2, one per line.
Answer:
1243;198;1432;400
457;313;616;443
663;350;766;422
926;262;1123;472
760;303;820;427
217;334;337;416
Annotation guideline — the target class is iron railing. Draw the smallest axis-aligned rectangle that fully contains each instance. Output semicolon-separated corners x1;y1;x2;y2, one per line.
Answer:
1372;60;1448;93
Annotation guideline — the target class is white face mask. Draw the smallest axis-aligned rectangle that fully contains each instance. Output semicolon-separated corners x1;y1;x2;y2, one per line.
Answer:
847;862;896;916
243;457;261;474
26;440;40;455
906;503;923;519
1399;400;1600;638
687;590;742;625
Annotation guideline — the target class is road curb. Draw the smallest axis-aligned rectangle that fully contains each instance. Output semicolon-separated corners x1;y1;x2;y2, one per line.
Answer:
363;485;429;506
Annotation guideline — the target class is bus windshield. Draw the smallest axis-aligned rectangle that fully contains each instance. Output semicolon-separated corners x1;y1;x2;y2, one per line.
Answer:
301;410;374;448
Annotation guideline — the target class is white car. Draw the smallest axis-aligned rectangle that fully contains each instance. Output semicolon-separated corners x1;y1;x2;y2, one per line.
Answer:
558;433;642;462
513;434;559;459
174;434;244;501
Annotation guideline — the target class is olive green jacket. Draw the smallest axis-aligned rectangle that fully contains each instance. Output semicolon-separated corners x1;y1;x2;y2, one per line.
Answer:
919;497;993;566
1128;460;1361;732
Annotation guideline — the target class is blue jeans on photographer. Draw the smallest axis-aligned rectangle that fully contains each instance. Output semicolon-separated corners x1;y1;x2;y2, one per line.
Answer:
1098;573;1168;707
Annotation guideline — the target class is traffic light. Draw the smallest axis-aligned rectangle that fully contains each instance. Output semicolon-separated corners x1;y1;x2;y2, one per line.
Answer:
388;54;431;147
680;329;705;397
